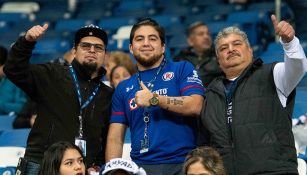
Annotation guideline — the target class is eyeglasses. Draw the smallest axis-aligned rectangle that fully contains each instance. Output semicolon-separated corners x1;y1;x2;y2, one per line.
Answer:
78;42;105;52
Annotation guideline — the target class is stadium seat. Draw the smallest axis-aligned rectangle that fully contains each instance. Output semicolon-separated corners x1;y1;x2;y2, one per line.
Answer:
151;15;181;28
0;146;25;167
0;2;39;14
55;19;94;32
112;25;132;50
227;11;269;45
98;17;136;31
168;36;188;51
0;129;30;147
0;115;15;130
207;21;241;39
0;12;29;23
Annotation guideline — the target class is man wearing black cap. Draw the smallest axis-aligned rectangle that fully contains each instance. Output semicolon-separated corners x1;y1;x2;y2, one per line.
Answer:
4;24;113;175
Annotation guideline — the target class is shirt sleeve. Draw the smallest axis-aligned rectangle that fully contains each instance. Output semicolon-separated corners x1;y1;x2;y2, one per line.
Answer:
178;61;205;96
109;85;128;124
273;36;307;107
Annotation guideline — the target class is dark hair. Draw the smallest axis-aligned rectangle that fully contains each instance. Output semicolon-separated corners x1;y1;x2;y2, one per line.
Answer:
129;17;165;45
187;21;207;36
183;146;226;175
39;141;86;175
0;45;8;65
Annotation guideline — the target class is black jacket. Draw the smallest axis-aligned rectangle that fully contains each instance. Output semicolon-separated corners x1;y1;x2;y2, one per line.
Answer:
4;37;113;166
174;47;222;88
199;59;298;175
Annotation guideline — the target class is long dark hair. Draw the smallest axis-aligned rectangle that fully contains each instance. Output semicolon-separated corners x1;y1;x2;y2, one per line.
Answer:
38;141;86;175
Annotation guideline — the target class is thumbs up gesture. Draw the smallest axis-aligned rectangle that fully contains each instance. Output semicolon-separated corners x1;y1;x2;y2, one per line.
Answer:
271;14;294;43
25;23;49;42
135;81;154;107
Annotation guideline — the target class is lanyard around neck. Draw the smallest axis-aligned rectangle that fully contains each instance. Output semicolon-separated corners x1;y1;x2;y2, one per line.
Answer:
136;58;166;91
69;65;102;138
69;65;101;113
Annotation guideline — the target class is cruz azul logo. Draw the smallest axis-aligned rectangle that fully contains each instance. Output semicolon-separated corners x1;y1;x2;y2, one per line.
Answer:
162;72;174;81
129;98;138;110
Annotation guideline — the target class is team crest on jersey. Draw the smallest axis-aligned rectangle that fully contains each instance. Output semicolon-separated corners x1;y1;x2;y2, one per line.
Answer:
129;98;138;110
162;72;174;81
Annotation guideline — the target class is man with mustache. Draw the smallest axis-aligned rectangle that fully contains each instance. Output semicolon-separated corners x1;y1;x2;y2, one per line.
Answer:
106;18;205;175
199;15;307;175
4;24;113;174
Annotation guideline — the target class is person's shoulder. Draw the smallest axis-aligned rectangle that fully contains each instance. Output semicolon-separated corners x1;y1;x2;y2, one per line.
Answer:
170;59;194;68
173;47;193;61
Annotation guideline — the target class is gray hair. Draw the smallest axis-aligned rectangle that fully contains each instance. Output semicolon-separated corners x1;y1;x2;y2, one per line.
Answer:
214;26;250;53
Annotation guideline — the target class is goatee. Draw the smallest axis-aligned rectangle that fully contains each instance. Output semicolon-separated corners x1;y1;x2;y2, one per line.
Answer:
82;62;97;74
135;53;163;67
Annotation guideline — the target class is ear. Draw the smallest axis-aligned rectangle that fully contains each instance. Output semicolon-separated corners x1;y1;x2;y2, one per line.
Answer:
72;47;77;58
187;36;193;47
162;43;166;55
129;44;133;55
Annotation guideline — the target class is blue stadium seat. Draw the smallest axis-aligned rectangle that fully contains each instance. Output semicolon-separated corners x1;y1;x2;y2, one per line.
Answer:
0;12;29;23
98;17;136;31
0;167;16;175
0;129;30;147
292;88;307;118
151;15;181;28
0;115;15;131
227;11;269;45
30;38;71;63
55;19;94;32
207;21;241;39
167;35;188;50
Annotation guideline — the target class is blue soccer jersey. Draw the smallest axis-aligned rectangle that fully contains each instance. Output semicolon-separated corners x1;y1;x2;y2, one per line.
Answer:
110;60;205;164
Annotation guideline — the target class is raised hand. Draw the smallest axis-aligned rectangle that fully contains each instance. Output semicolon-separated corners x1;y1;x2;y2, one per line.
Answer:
135;81;153;107
271;14;295;43
25;23;49;42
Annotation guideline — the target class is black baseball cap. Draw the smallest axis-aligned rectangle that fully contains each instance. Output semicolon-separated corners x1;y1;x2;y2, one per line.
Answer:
74;24;108;47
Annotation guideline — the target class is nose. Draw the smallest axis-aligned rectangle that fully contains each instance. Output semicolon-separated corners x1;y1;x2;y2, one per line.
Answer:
143;38;150;46
74;162;82;170
89;45;96;52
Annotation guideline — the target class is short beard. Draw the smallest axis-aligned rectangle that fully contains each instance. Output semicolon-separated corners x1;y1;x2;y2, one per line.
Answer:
134;53;163;68
82;62;97;74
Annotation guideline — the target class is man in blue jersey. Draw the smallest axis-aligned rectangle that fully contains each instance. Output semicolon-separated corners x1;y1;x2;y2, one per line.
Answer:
105;18;205;175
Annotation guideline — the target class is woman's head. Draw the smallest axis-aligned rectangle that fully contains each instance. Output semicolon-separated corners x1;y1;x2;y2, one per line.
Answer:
110;65;132;88
183;147;226;175
105;51;136;80
39;141;86;175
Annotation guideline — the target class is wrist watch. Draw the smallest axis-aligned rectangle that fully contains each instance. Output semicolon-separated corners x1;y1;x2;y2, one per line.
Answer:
149;93;159;106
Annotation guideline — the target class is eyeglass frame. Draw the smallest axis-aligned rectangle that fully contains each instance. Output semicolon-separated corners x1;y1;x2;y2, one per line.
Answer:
78;42;106;52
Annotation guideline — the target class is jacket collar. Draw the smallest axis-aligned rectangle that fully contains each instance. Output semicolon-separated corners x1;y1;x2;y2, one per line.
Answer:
208;58;264;94
71;59;106;81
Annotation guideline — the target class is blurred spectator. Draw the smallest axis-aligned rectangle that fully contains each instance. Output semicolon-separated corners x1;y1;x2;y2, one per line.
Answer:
0;45;27;115
174;21;222;87
183;146;226;175
110;65;132;88
105;51;136;81
38;141;86;175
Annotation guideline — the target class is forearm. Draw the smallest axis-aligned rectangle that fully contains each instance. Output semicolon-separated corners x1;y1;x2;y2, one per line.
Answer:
105;123;126;161
274;37;307;96
158;94;204;116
